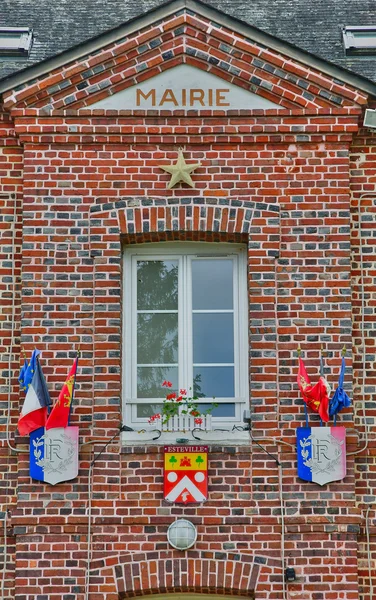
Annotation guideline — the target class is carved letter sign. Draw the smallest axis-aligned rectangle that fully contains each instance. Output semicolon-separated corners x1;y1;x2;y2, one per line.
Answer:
91;64;279;110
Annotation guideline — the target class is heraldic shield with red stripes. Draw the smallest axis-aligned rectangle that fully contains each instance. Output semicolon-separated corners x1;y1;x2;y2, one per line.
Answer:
164;446;208;504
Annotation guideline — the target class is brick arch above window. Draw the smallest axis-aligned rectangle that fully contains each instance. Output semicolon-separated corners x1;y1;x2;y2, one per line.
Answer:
89;197;280;250
89;550;277;598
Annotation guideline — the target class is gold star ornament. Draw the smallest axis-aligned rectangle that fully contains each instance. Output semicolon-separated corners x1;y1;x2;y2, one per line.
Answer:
159;149;201;189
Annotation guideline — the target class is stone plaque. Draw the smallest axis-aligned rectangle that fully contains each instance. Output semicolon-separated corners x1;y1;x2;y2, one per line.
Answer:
90;64;278;110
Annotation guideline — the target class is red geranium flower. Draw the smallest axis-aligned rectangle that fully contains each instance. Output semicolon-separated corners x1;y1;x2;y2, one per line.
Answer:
148;413;161;424
179;389;187;396
176;395;183;402
194;417;203;425
190;410;199;417
166;392;177;400
162;380;172;388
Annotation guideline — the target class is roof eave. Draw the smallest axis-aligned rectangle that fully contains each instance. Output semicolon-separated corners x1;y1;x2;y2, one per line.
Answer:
1;0;376;98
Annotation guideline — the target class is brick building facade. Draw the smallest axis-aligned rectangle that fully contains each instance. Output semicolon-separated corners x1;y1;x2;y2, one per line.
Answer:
1;1;376;598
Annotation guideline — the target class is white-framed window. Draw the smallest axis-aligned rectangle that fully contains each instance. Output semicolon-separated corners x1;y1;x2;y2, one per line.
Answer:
123;242;249;429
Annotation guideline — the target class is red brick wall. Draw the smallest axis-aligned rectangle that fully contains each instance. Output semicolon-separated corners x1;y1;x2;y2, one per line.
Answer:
0;105;365;600
0;109;24;600
350;128;376;600
0;8;375;599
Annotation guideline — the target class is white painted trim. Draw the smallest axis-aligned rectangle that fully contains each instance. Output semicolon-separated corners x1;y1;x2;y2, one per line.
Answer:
121;428;250;445
123;249;132;427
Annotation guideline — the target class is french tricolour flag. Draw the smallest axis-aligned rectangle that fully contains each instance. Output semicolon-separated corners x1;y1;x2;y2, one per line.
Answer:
18;350;51;436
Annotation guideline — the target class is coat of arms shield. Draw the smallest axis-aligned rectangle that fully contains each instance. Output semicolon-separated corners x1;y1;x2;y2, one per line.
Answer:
297;426;346;486
164;445;208;503
29;426;79;485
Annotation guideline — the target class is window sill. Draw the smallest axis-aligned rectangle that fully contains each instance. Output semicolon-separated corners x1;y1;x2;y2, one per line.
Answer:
121;428;250;445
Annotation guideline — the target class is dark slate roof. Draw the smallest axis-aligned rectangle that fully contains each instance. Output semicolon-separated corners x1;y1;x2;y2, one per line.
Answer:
1;0;376;86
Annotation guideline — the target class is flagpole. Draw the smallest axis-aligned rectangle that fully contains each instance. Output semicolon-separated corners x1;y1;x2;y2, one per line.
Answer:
298;347;309;428
36;353;52;413
319;347;325;427
68;347;80;426
340;348;346;424
334;345;347;427
333;349;340;427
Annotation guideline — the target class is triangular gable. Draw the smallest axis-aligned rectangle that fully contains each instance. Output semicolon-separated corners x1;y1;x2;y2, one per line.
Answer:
1;2;368;112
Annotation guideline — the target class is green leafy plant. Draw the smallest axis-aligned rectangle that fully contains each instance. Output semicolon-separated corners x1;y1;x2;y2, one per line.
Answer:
148;380;217;427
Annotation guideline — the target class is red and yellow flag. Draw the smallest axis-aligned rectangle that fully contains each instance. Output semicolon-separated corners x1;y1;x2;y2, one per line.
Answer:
45;357;78;429
297;357;329;422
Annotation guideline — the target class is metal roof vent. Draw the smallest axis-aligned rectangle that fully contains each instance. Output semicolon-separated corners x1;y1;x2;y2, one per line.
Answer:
0;28;33;57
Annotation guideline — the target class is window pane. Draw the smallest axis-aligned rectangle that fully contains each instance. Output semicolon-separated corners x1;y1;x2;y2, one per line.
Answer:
192;259;233;309
137;366;178;398
137;313;178;364
197;402;236;417
193;313;234;363
136;404;163;418
137;260;178;310
193;366;234;398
